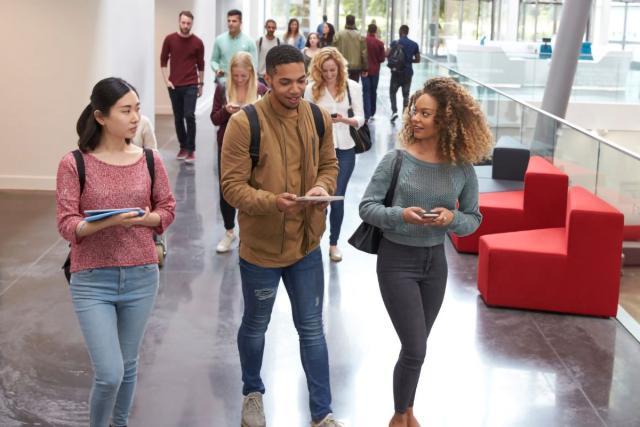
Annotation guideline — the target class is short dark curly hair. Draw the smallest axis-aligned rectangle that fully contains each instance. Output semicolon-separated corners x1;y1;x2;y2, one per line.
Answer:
265;45;304;76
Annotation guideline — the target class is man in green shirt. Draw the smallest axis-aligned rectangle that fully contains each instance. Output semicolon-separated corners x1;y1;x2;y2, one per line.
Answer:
210;9;258;84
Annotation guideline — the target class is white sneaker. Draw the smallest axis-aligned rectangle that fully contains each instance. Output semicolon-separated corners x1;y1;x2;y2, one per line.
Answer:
311;413;344;427
216;231;236;253
329;246;342;262
241;392;266;427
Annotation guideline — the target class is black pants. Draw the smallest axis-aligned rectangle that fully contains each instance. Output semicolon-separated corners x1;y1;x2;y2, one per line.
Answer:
168;85;198;152
376;238;448;413
389;73;412;115
217;145;236;230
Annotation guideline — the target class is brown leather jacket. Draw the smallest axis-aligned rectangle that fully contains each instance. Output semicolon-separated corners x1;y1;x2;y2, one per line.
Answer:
221;92;338;267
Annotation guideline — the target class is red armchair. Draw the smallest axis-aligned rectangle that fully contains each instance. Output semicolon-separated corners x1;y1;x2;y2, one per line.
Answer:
477;186;624;317
451;156;568;253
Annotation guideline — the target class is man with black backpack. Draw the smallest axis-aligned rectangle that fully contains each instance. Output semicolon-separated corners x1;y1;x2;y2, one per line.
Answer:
220;45;342;427
256;19;280;84
388;24;420;123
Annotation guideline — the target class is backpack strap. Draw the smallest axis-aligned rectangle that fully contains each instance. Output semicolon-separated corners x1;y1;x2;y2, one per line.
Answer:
258;36;263;52
243;104;261;170
384;150;404;207
72;149;86;194
144;148;155;191
309;103;325;141
276;37;281;46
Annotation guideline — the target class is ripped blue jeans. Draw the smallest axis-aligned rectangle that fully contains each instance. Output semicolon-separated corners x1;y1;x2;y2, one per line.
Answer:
237;248;332;421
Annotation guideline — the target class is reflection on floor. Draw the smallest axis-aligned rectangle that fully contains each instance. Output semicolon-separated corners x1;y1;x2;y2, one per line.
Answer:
621;267;640;322
2;79;640;427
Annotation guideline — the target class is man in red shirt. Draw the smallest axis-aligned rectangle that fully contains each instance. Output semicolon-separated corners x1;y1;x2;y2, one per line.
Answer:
362;23;386;121
160;10;205;164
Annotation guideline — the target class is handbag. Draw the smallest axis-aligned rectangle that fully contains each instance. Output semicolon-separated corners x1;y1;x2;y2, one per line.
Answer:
346;84;372;154
348;150;403;254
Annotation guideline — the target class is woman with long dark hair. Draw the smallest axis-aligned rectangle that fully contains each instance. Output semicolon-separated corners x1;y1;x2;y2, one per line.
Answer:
284;18;306;50
302;32;322;73
56;77;176;427
359;77;492;427
319;22;335;47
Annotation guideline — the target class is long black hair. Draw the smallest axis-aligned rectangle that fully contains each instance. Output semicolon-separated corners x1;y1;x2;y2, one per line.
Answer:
76;77;138;153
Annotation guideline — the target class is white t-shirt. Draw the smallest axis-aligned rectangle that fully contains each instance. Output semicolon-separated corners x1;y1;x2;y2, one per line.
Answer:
256;36;280;77
304;79;365;150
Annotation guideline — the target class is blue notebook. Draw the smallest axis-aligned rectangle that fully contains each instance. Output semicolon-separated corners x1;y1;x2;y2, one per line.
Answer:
84;208;144;222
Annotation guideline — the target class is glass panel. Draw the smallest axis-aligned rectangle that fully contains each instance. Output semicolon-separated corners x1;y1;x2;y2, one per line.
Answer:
289;0;312;33
597;143;640;229
478;0;493;40
266;0;291;38
553;126;599;192
520;106;539;150
338;0;364;32
627;6;640;43
536;3;561;40
528;112;558;162
368;0;389;43
494;95;524;145
442;0;463;41
608;3;627;43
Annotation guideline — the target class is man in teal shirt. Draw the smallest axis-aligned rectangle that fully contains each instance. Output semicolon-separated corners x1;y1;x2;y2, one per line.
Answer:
211;9;257;84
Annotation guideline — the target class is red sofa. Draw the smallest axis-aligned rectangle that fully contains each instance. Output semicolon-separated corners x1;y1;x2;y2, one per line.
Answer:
477;186;624;317
451;156;568;253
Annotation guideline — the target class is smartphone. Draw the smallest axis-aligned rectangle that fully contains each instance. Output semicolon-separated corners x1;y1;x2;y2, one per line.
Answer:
330;113;338;118
421;212;439;219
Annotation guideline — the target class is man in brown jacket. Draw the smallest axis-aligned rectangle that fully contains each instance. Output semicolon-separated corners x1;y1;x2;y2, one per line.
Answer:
221;45;342;427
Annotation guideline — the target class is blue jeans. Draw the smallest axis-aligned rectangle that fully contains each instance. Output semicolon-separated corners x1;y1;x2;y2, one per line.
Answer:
168;85;197;152
237;248;332;421
361;74;380;119
329;148;356;246
70;264;159;427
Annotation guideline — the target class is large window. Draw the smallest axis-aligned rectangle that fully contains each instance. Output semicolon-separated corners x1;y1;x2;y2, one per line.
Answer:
440;0;495;41
517;0;563;42
609;0;640;50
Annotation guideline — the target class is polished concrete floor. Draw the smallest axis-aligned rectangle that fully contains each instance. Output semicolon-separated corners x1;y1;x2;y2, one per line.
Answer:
2;81;640;427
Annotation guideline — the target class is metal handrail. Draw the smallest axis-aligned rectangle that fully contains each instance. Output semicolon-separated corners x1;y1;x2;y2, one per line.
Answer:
421;55;640;162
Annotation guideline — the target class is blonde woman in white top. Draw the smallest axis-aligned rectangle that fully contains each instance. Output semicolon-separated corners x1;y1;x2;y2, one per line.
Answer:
304;47;365;262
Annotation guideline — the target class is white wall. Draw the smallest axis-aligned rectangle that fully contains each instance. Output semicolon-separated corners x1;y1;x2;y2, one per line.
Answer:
0;0;155;191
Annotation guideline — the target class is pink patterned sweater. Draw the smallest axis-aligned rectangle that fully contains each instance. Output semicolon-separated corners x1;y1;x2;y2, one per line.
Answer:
56;151;176;273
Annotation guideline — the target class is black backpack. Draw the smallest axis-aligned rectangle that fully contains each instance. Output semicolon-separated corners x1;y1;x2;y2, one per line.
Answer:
62;149;155;283
242;103;325;169
387;42;406;73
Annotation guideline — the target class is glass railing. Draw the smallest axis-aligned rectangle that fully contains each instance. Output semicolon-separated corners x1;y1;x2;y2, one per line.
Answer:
418;55;640;333
436;43;640;104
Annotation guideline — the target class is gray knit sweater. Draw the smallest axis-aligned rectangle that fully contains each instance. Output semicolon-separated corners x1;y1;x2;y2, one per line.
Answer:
359;150;482;247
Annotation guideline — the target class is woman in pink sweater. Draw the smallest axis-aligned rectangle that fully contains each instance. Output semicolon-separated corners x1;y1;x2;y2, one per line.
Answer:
56;77;175;427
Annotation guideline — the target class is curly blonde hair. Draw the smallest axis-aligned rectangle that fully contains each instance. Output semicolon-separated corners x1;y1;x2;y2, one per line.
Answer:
400;77;493;164
308;47;348;102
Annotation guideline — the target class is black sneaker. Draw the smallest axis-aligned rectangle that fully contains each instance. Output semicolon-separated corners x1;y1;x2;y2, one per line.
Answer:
390;113;398;123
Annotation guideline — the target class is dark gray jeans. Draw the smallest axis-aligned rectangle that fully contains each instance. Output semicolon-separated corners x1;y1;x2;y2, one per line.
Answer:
376;238;448;413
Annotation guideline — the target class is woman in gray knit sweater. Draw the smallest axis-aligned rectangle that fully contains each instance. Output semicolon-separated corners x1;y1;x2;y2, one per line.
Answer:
359;77;493;427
